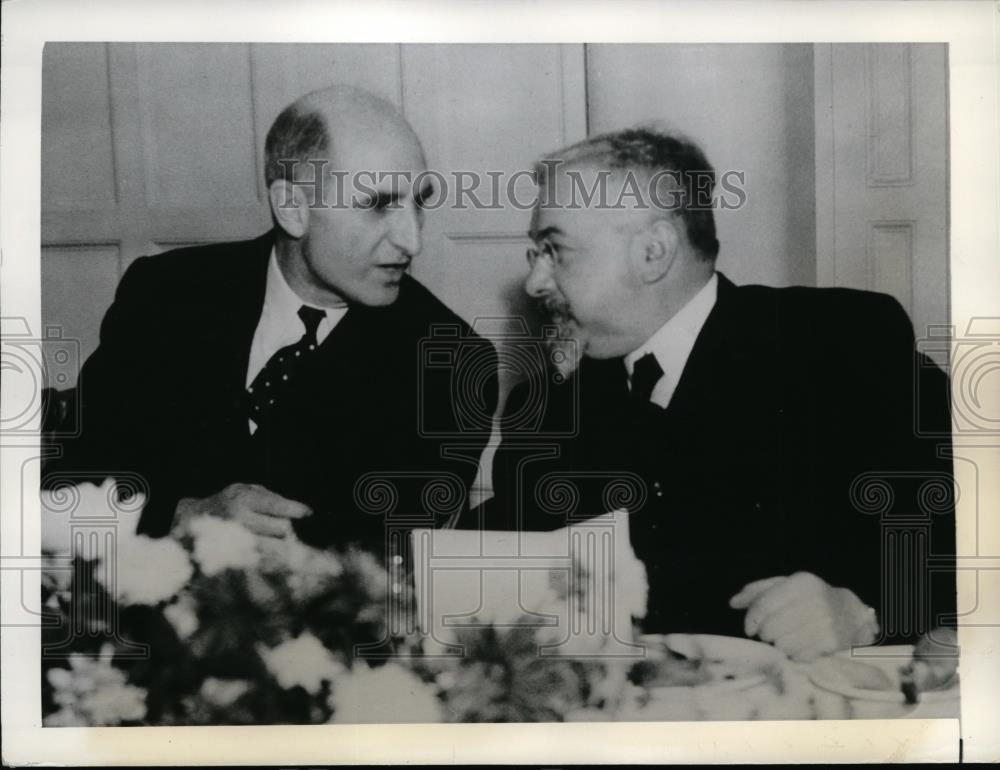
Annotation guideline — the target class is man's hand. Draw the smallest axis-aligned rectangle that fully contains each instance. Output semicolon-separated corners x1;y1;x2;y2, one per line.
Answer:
729;572;878;662
174;483;312;538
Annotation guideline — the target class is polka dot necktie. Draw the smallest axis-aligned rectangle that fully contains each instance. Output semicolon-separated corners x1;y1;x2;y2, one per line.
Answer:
247;305;326;427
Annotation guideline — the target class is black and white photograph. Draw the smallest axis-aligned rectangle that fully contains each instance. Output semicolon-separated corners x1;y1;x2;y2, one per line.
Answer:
2;1;999;765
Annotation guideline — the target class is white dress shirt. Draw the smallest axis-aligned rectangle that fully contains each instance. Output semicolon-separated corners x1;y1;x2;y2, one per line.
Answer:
245;249;349;432
623;273;718;409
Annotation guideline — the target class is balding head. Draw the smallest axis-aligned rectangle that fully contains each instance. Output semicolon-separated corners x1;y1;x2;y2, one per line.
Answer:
263;85;429;309
264;85;423;187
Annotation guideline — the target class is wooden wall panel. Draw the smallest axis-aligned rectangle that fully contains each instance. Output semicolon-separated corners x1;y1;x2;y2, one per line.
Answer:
586;44;818;289
867;45;913;186
40;43;588;403
869;221;914;309
41;245;121;384
41;43;117;210
402;45;583;329
250;43;403;156
404;45;570;170
403;45;574;234
820;43;948;355
436;233;534;336
134;43;260;209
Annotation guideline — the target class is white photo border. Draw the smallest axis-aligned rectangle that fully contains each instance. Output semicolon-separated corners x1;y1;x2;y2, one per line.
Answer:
3;0;998;764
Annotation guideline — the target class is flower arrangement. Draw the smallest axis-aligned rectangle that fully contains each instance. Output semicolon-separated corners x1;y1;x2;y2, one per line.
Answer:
40;479;811;726
41;480;411;725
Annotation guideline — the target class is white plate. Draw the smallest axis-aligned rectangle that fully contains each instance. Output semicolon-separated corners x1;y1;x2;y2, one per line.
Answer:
636;634;786;694
806;644;960;705
661;633;787;666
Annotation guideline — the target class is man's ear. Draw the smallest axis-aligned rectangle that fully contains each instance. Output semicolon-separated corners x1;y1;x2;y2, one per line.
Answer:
633;217;680;284
268;180;310;239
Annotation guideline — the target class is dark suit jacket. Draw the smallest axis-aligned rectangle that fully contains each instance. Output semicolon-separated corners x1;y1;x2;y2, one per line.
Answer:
45;232;498;554
472;273;955;643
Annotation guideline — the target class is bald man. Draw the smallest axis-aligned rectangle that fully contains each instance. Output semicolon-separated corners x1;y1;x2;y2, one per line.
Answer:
46;86;498;556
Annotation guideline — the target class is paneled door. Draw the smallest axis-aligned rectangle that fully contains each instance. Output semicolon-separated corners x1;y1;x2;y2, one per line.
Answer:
41;43;588;503
814;44;949;359
41;43;587;383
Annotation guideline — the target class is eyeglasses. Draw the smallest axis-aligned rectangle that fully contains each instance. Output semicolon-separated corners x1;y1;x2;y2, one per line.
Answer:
526;240;557;268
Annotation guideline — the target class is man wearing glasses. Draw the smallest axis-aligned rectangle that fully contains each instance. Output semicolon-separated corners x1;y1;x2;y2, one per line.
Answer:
475;127;955;662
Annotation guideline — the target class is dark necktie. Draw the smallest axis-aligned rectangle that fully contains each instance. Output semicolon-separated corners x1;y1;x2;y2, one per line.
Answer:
247;305;326;427
630;352;664;406
627;353;666;500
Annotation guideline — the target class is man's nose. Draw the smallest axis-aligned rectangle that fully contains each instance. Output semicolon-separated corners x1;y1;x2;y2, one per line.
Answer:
525;256;555;298
389;205;422;257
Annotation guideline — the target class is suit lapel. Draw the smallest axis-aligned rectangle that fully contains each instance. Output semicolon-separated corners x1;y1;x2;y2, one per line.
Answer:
663;272;747;420
222;233;273;388
572;275;746;439
190;234;272;428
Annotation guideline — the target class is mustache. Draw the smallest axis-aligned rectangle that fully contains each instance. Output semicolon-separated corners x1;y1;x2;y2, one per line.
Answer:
533;295;583;379
538;295;571;321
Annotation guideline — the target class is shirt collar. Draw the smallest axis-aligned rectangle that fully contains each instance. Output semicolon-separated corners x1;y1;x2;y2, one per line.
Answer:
624;272;719;381
262;247;308;324
245;249;349;392
262;247;349;317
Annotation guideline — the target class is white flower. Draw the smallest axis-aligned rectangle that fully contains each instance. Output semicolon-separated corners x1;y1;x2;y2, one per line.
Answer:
329;663;442;723
259;633;344;695
285;536;343;577
40;490;73;555
45;649;148;725
421;626;459;658
44;708;88;727
100;534;192;606
345;547;389;599
257;534;344;601
199;677;252;707
611;682;647;720
188;515;260;576
81;683;147;725
164;595;199;639
586;661;631;709
41;554;73;594
40;478;145;556
47;666;75;693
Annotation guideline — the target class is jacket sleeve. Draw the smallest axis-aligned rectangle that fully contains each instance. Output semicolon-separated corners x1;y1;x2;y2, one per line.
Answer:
408;330;500;528
466;375;580;532
43;257;174;518
465;380;534;531
821;292;957;643
448;337;500;519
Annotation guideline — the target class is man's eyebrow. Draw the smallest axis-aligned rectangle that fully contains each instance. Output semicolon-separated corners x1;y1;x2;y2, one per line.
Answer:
359;190;402;209
414;182;435;207
529;225;563;241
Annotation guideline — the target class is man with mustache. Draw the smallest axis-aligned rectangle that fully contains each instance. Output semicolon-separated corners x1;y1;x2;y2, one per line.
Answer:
47;85;497;556
477;127;955;662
